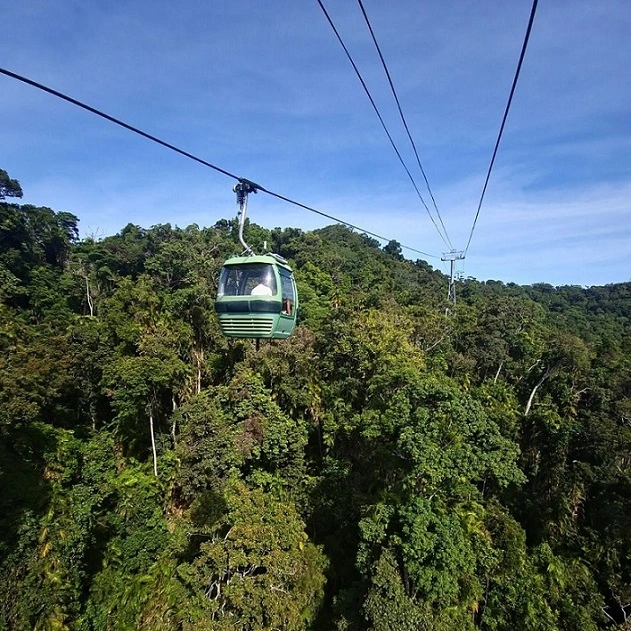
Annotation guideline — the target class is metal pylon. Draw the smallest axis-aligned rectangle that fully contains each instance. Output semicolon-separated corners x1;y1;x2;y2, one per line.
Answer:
441;250;465;310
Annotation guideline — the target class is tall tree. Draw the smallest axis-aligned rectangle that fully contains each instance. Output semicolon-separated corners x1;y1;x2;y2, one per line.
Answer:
0;169;23;199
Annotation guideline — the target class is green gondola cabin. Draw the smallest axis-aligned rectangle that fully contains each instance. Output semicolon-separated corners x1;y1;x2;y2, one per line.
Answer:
215;254;298;339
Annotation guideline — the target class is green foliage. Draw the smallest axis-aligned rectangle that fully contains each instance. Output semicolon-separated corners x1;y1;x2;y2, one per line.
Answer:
177;367;309;503
0;168;23;199
82;460;173;630
0;429;120;630
2;170;631;629
363;549;436;631
176;480;327;630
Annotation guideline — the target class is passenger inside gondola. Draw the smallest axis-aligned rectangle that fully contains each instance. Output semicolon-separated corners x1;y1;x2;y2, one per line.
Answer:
251;277;273;295
218;264;277;297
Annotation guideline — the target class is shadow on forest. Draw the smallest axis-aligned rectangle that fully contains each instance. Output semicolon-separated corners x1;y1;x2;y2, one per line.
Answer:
0;423;57;559
307;431;383;630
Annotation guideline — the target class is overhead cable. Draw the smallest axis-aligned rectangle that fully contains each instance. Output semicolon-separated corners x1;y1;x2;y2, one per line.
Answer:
463;0;539;255
356;0;453;250
0;66;439;259
315;0;452;250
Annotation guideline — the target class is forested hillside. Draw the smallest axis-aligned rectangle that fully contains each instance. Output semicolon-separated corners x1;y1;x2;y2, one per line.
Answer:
1;171;630;630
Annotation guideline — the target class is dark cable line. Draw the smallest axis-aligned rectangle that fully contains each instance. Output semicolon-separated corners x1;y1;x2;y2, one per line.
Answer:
356;0;453;250
0;66;439;260
463;0;539;255
257;185;437;258
315;0;452;250
0;68;239;181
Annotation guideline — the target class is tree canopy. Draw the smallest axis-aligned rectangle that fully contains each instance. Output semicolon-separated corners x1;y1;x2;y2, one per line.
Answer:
1;168;630;629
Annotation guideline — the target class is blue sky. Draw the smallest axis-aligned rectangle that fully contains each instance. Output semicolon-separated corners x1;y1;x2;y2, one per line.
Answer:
2;0;630;286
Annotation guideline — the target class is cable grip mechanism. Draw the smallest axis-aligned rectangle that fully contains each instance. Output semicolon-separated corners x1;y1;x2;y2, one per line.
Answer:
233;179;260;256
233;179;259;207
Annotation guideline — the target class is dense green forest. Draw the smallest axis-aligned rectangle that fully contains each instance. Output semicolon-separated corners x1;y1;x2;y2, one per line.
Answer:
1;168;630;630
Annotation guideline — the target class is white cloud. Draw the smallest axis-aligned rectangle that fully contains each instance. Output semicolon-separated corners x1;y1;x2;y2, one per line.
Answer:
2;0;630;287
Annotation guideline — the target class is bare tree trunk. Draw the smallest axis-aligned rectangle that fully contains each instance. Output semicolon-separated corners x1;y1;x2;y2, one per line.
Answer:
494;361;503;384
149;408;158;477
197;347;204;394
424;335;446;353
171;395;178;448
90;397;97;431
525;369;551;416
86;276;94;317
